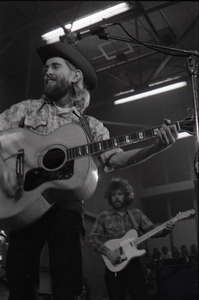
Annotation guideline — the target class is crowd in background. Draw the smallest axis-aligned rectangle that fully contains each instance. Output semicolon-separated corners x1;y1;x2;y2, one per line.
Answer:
150;244;198;263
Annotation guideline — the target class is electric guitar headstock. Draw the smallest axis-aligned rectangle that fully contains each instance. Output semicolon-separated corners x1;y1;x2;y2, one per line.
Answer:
175;209;195;221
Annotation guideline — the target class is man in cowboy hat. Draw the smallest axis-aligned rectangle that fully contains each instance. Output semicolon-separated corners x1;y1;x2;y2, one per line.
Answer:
0;41;178;300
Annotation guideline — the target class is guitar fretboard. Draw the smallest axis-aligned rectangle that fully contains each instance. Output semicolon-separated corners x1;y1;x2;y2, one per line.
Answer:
66;127;161;161
134;209;195;246
65;120;182;161
134;217;178;246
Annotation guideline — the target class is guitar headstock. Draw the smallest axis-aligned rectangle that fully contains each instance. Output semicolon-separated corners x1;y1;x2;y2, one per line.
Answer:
178;115;195;134
176;209;195;220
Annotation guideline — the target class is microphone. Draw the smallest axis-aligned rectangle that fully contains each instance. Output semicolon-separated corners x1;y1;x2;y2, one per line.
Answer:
59;24;112;44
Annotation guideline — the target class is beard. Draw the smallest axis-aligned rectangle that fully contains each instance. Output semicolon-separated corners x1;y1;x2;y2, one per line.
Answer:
44;76;72;101
112;200;126;211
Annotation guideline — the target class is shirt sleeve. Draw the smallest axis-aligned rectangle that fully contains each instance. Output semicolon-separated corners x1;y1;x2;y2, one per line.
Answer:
88;213;110;255
0;101;28;131
86;115;110;141
133;209;154;233
134;209;171;238
86;115;123;172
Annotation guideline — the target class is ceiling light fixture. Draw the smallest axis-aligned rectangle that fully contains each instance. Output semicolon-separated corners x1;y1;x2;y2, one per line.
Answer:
114;81;187;105
148;76;182;87
42;2;131;44
114;88;135;97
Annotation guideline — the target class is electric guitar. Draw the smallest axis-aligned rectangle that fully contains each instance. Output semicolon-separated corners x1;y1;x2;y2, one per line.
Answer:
102;209;195;272
0;116;194;230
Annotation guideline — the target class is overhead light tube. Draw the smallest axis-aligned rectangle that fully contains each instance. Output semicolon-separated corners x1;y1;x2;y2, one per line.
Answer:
42;2;131;43
114;81;187;105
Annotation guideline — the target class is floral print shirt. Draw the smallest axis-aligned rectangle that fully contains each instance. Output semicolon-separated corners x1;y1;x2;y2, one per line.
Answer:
0;98;109;137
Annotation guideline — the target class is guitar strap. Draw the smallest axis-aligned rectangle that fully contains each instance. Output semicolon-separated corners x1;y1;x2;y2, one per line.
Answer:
73;111;94;142
127;209;140;234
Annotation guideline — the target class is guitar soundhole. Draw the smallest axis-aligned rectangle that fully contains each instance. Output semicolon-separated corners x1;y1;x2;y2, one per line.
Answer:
42;148;66;170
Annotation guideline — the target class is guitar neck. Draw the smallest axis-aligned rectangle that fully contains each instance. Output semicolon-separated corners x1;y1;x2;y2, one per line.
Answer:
134;216;179;246
67;121;181;160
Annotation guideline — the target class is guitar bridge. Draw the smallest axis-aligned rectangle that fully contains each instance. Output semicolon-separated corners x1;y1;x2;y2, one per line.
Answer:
119;254;127;262
15;149;24;199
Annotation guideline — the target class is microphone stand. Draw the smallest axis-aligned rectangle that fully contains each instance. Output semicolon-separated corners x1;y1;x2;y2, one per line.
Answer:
96;30;199;179
187;56;199;179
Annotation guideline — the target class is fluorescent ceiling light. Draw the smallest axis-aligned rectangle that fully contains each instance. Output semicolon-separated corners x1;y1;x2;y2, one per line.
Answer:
114;81;187;105
42;2;131;43
148;76;181;87
114;88;135;97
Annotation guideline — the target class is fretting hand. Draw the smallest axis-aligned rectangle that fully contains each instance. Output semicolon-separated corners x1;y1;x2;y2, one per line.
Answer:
165;220;175;231
156;119;178;150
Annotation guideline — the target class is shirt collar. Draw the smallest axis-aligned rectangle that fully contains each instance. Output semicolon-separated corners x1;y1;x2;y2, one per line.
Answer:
110;207;128;216
41;95;77;115
53;101;74;114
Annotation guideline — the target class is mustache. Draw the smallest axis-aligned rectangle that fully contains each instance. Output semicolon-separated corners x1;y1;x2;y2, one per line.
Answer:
44;74;57;83
112;200;123;203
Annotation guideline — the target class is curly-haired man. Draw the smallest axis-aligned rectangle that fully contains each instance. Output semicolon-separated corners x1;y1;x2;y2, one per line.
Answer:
89;177;175;300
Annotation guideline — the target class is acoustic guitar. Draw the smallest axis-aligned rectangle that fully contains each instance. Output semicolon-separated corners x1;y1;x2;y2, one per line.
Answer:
0;116;194;230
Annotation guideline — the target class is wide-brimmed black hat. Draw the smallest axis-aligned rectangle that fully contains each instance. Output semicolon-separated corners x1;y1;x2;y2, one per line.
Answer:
36;41;97;91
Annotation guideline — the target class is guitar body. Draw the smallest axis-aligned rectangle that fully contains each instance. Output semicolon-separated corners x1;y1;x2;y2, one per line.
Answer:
0;124;98;230
102;229;146;272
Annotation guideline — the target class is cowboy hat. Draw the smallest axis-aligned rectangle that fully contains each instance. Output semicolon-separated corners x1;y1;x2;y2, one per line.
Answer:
36;41;97;91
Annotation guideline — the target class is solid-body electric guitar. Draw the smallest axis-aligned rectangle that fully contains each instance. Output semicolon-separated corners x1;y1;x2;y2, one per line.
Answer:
0;116;194;230
102;209;195;272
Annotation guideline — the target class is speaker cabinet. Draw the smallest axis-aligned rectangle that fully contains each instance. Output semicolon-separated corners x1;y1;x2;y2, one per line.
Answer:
156;262;198;300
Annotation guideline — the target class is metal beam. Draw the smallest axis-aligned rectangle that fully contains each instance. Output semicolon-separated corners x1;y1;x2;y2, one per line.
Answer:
148;15;199;81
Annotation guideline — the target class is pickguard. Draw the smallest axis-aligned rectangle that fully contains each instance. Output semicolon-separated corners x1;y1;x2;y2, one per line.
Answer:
24;160;74;191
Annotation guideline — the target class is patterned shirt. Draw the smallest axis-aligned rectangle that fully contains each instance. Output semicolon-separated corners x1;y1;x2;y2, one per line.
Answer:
0;98;109;137
89;208;154;255
0;98;121;213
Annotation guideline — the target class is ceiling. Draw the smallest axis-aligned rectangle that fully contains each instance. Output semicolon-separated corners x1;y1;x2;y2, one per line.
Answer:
0;1;198;109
